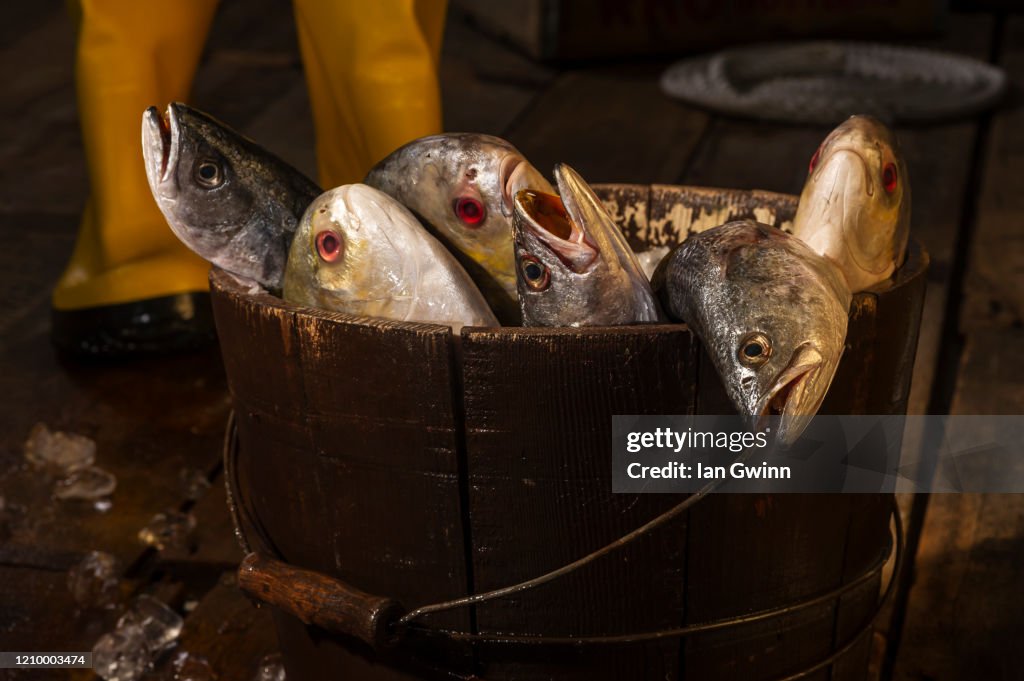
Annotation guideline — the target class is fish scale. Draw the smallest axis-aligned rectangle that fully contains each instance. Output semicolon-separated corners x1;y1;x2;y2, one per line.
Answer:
653;220;850;445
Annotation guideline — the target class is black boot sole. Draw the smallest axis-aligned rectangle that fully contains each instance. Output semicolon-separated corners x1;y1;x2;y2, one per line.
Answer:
51;292;216;359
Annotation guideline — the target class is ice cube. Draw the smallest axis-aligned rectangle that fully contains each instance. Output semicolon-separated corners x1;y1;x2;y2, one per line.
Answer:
138;510;196;551
172;651;217;681
68;550;121;609
254;653;286;681
92;623;152;681
24;422;96;475
54;466;117;501
117;595;183;654
179;468;211;502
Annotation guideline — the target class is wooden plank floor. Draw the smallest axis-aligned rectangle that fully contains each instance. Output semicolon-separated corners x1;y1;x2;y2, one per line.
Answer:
890;14;1024;681
0;1;1020;679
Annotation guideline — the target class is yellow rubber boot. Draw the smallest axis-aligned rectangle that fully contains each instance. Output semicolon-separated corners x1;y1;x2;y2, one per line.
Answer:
292;0;447;188
53;0;220;355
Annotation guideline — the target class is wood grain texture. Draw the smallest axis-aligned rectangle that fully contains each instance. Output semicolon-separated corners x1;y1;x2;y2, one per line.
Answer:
460;323;696;680
150;574;280;681
0;314;230;569
0;7;81;215
0;0;957;676
505;67;710;185
442;6;554;137
157;469;244;577
683;243;927;681
210;270;472;680
0;565;116;669
663;20;991;669
894;330;1024;681
961;16;1024;330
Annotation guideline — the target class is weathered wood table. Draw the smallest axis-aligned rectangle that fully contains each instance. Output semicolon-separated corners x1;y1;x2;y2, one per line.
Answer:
0;1;1021;680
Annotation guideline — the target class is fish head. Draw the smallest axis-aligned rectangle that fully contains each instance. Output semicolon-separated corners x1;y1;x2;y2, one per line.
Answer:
512;187;598;326
282;185;411;316
657;221;850;445
794;115;911;290
364;133;552;314
511;164;660;326
142;103;318;290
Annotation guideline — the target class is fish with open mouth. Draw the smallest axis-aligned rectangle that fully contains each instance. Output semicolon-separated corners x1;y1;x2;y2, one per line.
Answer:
364;133;553;324
652;220;851;445
793;115;911;293
512;163;663;327
282;184;498;331
142;102;321;292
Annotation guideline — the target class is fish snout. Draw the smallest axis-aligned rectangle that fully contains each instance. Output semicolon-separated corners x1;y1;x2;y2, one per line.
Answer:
816;147;873;199
141;104;179;196
551;164;603;252
755;343;827;446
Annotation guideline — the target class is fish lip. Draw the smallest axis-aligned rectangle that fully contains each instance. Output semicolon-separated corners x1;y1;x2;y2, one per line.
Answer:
142;107;166;186
551;164;601;255
162;104;180;186
499;154;525;217
142;103;179;196
514;190;598;273
755;343;825;445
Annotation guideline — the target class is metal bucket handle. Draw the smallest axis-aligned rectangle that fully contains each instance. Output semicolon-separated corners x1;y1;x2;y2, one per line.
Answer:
226;412;903;668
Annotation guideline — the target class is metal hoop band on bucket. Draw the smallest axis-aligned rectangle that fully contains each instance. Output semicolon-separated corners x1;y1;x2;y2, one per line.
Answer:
225;411;902;678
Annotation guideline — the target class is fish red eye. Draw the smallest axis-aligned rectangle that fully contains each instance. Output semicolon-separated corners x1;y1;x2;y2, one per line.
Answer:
883;163;898;193
520;254;549;291
315;230;343;262
454;197;485;226
808;145;822;175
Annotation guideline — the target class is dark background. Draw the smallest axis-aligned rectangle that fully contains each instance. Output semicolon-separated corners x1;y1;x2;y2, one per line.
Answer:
0;1;1022;679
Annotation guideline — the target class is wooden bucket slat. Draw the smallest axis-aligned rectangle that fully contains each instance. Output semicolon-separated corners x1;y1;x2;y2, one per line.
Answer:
460;324;697;679
210;285;473;680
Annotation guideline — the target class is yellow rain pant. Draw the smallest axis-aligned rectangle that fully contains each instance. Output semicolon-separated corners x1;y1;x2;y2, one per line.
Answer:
53;0;220;310
293;0;447;188
55;0;446;311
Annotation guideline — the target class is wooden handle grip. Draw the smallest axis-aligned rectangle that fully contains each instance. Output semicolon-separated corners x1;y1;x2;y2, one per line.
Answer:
238;553;405;650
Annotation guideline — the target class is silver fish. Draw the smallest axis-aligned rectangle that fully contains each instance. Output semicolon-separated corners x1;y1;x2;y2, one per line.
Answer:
364;133;553;324
636;246;671;281
512;163;662;327
282;184;498;331
793;115;911;292
142;102;321;291
653;220;851;445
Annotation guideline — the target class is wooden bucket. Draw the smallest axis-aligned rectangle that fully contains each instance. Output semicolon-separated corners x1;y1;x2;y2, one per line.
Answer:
210;184;928;681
